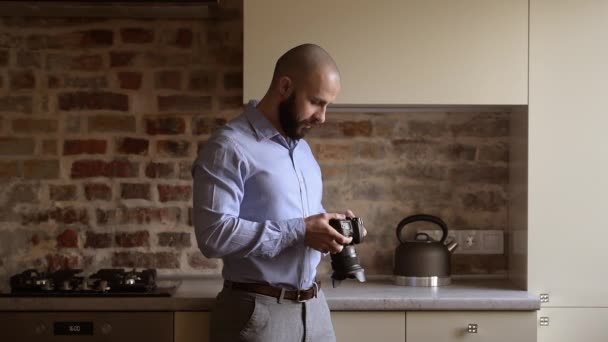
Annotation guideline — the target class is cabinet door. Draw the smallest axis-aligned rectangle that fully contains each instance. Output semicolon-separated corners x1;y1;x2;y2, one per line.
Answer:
244;0;528;105
529;0;608;306
406;311;536;342
331;311;405;342
538;308;608;342
174;312;210;342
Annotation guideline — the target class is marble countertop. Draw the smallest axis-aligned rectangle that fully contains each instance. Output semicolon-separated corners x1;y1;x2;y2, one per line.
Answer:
0;276;540;311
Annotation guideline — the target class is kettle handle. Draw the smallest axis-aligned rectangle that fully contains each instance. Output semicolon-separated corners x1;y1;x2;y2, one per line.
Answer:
396;214;449;244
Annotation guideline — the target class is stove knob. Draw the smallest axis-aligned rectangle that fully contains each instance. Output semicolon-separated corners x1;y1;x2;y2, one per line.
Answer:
101;322;113;335
34;322;47;334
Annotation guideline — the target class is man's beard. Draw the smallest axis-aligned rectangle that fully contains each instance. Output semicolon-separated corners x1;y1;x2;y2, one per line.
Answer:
278;93;310;139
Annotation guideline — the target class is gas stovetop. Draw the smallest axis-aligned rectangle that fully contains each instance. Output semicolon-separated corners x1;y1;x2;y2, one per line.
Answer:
4;268;175;297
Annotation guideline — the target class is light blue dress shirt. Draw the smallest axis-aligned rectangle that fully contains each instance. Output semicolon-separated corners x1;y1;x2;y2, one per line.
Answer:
192;100;325;289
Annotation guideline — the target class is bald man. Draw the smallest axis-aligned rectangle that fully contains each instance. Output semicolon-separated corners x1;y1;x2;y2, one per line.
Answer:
192;44;351;341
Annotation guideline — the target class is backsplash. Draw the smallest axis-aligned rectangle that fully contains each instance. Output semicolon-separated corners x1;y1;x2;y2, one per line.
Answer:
0;0;511;291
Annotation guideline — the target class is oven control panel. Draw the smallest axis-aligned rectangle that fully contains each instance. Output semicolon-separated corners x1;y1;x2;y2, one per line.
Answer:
0;312;172;341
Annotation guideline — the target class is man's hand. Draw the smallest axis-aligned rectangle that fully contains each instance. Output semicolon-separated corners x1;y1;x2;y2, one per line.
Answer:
304;213;352;254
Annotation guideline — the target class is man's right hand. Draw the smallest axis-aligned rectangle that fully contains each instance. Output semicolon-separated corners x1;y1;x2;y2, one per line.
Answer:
304;213;353;254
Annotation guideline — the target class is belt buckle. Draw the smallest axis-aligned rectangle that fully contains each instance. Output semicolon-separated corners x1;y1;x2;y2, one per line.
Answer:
296;289;306;303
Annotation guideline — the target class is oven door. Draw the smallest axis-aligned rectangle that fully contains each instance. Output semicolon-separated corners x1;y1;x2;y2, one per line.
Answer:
0;312;173;342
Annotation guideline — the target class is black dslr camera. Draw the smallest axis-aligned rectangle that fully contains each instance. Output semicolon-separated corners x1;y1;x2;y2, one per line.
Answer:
328;217;366;287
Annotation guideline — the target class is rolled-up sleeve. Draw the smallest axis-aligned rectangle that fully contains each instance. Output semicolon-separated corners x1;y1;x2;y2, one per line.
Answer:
192;136;305;259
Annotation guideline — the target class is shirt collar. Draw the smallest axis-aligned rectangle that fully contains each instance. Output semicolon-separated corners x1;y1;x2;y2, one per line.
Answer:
245;100;283;142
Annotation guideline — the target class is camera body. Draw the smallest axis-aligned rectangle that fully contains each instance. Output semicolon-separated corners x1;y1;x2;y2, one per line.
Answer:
328;217;366;287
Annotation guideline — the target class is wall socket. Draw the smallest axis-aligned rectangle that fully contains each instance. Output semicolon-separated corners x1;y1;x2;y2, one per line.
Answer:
417;229;504;255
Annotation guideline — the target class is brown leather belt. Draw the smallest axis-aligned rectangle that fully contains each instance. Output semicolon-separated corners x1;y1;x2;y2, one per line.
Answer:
224;280;320;302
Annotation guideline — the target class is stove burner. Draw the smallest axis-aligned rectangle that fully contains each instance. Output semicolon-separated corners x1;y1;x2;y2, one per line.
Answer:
8;268;166;296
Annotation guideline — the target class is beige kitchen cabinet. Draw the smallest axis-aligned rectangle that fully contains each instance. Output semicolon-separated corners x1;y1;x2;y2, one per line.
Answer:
244;0;528;105
528;0;608;307
406;311;536;342
537;308;608;342
174;312;210;342
332;311;405;341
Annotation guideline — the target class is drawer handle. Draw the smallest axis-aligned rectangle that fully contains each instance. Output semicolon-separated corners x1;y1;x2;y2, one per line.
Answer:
467;323;478;333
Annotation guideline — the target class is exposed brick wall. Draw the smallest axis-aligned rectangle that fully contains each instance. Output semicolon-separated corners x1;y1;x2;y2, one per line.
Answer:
0;0;511;291
0;1;242;290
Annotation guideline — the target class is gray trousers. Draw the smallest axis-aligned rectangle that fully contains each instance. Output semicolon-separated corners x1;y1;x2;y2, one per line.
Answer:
210;286;336;342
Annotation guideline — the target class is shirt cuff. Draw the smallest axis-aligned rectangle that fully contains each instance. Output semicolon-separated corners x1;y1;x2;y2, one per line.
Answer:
284;217;306;245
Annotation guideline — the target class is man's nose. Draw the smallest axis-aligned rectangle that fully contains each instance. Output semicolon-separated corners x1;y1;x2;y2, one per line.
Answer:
315;107;327;124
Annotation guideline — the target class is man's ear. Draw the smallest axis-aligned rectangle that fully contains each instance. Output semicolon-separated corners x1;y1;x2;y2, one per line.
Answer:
278;76;293;99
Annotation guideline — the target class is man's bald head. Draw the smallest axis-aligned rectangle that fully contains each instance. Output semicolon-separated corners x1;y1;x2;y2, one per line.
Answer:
271;44;340;88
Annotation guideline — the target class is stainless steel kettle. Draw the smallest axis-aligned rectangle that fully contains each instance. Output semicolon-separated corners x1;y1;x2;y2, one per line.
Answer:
393;214;458;286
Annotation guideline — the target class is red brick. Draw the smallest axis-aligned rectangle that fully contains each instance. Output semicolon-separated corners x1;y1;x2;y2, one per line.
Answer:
17;51;41;68
0;161;20;178
112;252;179;269
42;139;58;155
154;70;182;90
189;70;217;91
117;71;142;90
178;161;193;180
88;115;136;133
158;95;212;112
63;139;107;155
192;117;227;135
31;234;40;246
145;162;175;179
158;232;191;248
96;207;181;226
0;96;33;114
115;231;149;248
53;208;88;225
121;28;154;44
27;30;113;50
0;138;35;155
218;95;242;110
451;113;509;138
22;207;88;225
57;229;78;248
110;51;137;67
142;51;191;68
158;185;192;202
46;54;104;71
449;165;508;184
12;119;58;133
188;251;219;269
175;29;193;48
145;117;185;135
6;183;37;203
313;143;354;160
0;49;8;66
45;254;80;271
342;121;372;137
156;140;191;157
10;70;36;90
84;231;112;248
116;137;149;155
71;159;138;178
23;159;59;179
84;183;112;200
58;91;128;111
223;71;242;90
120;183;150;200
50;184;77;201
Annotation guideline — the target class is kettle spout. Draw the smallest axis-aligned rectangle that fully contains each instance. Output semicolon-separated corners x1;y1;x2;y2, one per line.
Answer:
446;240;458;253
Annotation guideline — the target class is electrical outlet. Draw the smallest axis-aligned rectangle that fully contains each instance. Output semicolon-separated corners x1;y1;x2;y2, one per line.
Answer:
459;230;481;253
457;230;504;254
417;229;504;254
